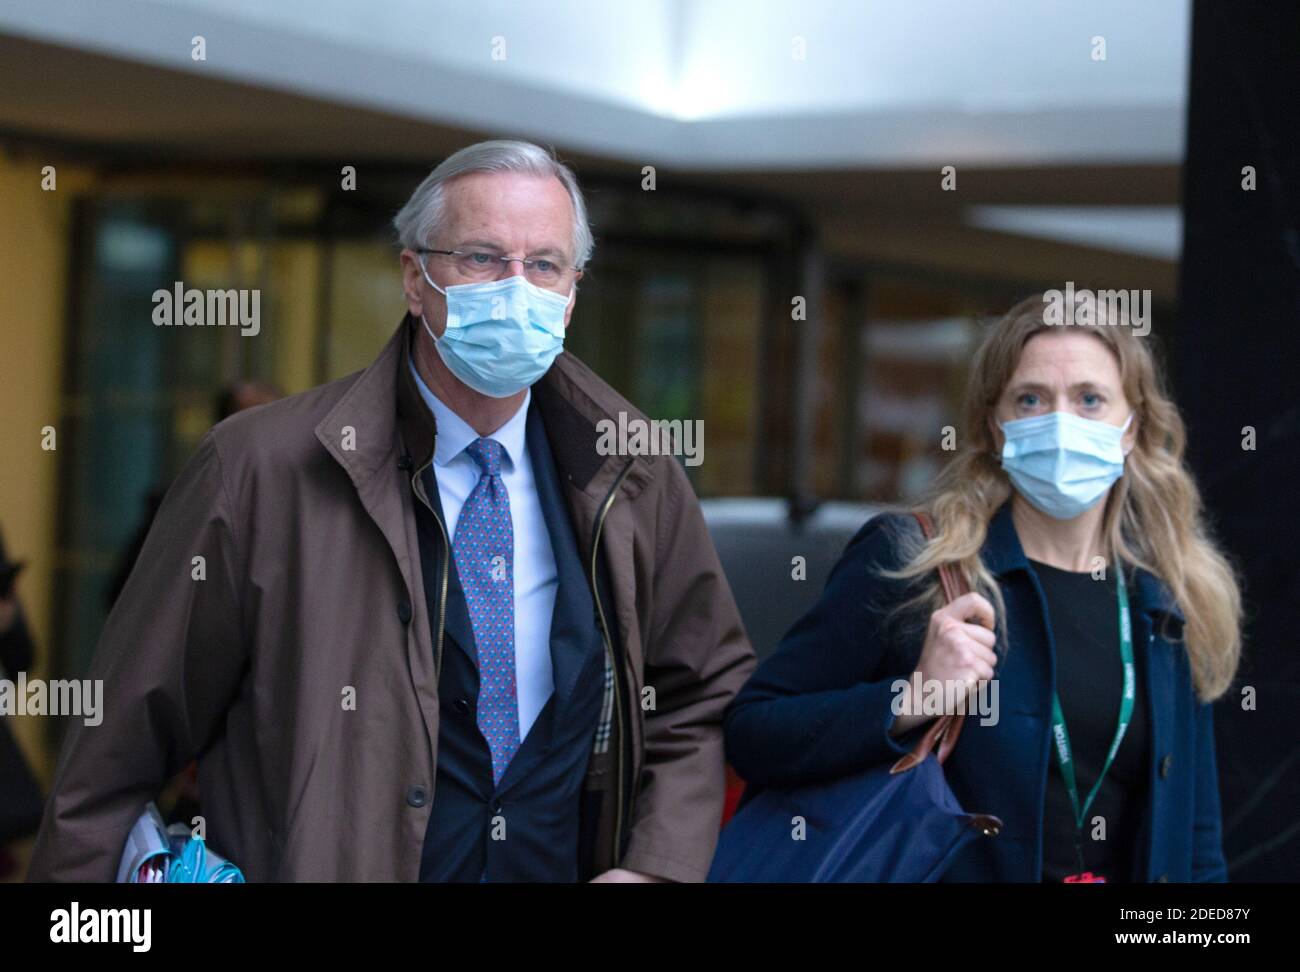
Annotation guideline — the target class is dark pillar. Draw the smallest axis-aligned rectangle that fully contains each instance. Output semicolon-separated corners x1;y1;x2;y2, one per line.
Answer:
1176;0;1300;880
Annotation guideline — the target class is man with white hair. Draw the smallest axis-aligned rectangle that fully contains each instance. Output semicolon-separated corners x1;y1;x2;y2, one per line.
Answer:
29;139;755;883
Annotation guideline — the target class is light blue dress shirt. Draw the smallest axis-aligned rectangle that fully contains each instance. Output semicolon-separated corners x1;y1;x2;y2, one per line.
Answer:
409;360;557;741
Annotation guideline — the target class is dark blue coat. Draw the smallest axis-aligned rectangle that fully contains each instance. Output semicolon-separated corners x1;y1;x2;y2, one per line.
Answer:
723;501;1228;882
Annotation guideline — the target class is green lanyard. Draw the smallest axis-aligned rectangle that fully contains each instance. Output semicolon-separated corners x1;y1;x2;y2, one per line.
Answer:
1049;564;1135;875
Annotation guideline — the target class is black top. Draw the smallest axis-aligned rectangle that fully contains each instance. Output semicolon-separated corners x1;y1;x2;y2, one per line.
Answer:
1031;559;1150;883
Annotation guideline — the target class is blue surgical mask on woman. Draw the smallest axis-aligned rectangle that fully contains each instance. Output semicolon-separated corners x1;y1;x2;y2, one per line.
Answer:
419;262;570;398
999;410;1133;519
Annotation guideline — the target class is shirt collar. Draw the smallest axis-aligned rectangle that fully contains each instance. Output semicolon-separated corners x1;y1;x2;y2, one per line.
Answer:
408;358;529;471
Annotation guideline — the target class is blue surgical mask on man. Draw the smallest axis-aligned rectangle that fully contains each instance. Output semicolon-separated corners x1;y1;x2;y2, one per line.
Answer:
419;260;570;398
999;410;1133;520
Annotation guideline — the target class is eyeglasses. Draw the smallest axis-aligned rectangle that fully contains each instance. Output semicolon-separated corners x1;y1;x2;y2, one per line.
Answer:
416;247;580;290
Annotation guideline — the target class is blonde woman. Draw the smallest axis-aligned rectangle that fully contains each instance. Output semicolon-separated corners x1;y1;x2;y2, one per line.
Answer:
723;294;1240;882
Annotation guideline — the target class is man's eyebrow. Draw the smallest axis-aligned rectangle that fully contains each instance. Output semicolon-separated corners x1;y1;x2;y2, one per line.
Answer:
457;239;569;261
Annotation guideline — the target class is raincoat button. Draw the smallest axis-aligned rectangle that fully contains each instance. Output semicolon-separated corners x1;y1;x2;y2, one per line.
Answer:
397;454;413;470
397;600;412;624
407;784;428;808
455;698;471;715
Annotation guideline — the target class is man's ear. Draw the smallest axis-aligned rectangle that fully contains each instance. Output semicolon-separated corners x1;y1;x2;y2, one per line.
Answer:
400;250;425;318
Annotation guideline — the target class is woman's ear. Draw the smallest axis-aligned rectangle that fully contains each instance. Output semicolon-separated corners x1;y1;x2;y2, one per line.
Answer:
988;413;1004;454
1122;415;1138;456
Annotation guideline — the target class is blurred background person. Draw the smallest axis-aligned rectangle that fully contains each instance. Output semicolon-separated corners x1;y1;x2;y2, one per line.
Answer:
107;380;282;609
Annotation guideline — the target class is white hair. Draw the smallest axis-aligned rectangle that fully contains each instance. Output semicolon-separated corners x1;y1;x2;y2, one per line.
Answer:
393;139;594;268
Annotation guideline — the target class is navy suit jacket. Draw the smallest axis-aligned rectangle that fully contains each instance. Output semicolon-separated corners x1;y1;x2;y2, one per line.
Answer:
415;400;605;882
723;501;1228;882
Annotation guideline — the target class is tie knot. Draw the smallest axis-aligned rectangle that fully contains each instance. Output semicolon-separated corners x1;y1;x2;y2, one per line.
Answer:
465;437;505;477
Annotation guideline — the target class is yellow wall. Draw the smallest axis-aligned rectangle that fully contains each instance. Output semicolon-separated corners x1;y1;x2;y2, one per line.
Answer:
327;241;406;380
0;155;94;781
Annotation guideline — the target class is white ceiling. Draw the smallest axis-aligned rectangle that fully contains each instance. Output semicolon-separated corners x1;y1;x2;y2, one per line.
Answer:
0;0;1192;169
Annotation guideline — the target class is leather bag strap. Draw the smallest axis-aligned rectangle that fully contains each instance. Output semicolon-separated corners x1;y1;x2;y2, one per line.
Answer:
889;511;977;773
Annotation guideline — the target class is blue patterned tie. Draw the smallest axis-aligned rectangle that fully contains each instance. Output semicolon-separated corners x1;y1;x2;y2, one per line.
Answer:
453;438;519;786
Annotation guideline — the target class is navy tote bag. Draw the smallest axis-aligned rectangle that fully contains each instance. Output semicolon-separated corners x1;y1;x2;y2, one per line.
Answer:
708;513;1003;883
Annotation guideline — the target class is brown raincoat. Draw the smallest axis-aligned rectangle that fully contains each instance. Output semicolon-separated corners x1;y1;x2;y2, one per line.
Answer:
28;317;755;882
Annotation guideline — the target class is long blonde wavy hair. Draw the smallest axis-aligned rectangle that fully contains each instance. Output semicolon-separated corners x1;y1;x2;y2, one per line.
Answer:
886;294;1241;702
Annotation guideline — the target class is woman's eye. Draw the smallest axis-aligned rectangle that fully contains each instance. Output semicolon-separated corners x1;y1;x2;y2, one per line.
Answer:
1017;393;1039;408
1082;393;1102;408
